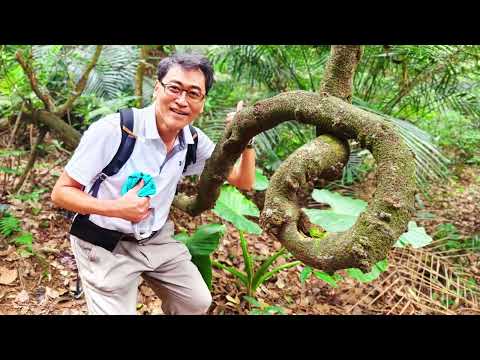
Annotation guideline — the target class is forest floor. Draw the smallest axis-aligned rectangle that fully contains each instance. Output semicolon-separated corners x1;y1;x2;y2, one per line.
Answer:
0;138;479;315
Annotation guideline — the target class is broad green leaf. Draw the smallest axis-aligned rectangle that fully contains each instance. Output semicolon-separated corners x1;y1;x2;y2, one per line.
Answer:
191;255;213;290
304;190;367;232
300;266;313;284
394;221;432;248
185;224;225;256
312;189;367;215
173;231;189;244
313;270;343;288
303;209;358;232
213;185;262;235
346;259;389;283
253;168;269;191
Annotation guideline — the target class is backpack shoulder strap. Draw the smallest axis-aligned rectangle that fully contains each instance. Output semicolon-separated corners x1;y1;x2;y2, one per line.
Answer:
183;125;199;174
89;109;136;197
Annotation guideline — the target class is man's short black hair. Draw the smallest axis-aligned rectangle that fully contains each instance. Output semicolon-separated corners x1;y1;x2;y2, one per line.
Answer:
157;53;214;95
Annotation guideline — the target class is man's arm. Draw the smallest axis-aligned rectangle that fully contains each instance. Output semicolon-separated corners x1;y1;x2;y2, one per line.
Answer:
224;101;256;191
51;171;150;223
227;148;255;191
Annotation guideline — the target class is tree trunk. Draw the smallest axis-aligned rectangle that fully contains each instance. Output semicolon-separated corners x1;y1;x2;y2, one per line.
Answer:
135;46;148;108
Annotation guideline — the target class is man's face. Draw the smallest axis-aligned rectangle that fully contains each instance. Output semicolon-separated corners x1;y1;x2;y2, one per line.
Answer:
153;64;206;134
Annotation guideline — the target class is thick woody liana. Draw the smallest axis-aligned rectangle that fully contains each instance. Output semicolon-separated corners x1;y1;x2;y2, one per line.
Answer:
173;45;416;272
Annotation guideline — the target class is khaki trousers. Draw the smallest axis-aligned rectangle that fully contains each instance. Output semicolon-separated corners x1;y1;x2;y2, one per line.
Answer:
70;221;212;315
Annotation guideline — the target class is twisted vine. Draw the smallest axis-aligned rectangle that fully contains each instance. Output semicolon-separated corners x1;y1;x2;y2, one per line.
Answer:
173;46;416;272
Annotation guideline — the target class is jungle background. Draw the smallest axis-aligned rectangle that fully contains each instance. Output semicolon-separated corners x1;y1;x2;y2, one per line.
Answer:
0;45;479;315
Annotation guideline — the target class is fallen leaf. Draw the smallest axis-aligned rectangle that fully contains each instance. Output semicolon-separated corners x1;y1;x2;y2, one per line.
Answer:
226;294;240;304
0;266;18;285
0;245;15;257
45;287;60;299
15;290;29;303
5;251;20;262
276;278;285;289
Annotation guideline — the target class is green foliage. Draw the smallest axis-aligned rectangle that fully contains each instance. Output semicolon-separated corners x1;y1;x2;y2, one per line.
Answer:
311;270;344;287
74;94;140;128
11;188;47;203
303;189;367;232
11;232;33;255
175;224;225;290
213;185;262;235
0;149;27;158
300;259;388;286
243;296;286;315
432;223;480;251
345;259;389;283
394;221;433;248
434;223;461;241
0;166;22;175
213;231;301;296
253;168;269;191
414;110;480;163
0;213;21;237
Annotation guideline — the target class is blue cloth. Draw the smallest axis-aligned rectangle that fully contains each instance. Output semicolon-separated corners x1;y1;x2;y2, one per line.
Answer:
120;172;156;197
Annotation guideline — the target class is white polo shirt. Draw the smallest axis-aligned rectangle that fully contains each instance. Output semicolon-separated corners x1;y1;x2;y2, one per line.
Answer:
65;104;215;234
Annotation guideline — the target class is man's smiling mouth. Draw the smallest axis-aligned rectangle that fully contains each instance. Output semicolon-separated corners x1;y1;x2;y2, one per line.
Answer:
170;108;189;116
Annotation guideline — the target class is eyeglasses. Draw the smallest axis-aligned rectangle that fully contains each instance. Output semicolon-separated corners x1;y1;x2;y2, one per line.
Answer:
159;81;206;103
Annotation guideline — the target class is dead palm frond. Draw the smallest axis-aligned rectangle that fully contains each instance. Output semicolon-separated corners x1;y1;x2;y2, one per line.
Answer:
347;241;480;315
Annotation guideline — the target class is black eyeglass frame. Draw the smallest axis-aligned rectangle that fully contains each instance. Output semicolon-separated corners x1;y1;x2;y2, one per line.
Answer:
159;81;206;102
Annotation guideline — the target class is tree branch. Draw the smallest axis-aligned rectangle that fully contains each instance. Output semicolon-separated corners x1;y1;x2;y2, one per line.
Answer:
319;45;363;102
56;45;103;117
20;110;81;151
15;50;56;112
14;126;48;193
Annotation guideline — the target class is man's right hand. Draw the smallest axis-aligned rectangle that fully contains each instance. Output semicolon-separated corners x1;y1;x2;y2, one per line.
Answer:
114;180;151;223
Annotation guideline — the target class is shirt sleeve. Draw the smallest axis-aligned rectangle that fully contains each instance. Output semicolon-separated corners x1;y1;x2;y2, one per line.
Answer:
64;114;122;187
182;127;216;177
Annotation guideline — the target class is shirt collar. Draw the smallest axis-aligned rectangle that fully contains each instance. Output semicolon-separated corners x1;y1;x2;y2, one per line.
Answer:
144;104;160;140
144;103;195;146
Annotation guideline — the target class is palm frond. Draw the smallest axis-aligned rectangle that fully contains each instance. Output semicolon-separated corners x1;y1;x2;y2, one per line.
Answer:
354;97;451;187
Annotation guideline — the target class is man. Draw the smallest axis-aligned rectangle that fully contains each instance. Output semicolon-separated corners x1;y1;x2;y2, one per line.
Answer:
51;53;255;315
